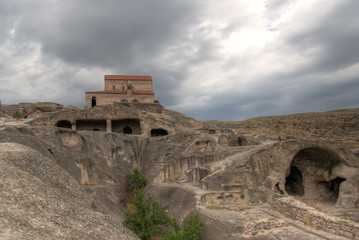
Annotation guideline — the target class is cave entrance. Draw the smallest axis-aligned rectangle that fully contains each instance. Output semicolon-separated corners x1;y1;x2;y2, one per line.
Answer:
238;137;243;146
285;166;304;196
123;127;132;134
150;128;168;137
111;119;141;135
55;120;72;129
287;148;344;206
318;177;346;204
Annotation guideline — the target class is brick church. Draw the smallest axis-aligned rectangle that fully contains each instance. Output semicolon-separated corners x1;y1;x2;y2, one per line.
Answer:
85;75;155;108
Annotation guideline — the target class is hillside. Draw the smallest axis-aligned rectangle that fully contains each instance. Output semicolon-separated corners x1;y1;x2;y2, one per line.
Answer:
1;103;359;239
203;108;359;149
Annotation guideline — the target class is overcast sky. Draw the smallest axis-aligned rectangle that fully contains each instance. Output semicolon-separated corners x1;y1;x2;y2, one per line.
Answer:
1;0;358;121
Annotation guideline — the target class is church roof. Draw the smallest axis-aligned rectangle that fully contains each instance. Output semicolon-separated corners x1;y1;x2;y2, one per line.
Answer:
105;75;152;81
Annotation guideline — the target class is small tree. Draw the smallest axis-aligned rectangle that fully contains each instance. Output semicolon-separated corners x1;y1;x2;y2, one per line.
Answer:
162;213;203;240
124;191;171;240
182;214;203;240
126;168;147;193
123;169;203;240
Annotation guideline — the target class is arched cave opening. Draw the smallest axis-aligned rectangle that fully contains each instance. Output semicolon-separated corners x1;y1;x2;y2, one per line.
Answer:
318;177;346;203
55;120;72;129
286;148;344;205
285;166;304;196
150;128;168;137
123;126;132;134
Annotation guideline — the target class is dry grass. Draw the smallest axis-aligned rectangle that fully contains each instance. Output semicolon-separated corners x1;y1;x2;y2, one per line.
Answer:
235;204;252;212
302;200;327;213
203;108;359;148
84;179;98;186
126;203;137;214
304;214;311;225
206;205;230;210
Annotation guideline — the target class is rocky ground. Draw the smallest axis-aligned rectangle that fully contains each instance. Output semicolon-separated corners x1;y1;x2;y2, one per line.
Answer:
0;103;358;239
204;108;359;149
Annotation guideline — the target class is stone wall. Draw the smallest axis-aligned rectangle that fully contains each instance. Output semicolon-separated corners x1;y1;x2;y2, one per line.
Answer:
105;79;153;92
125;103;163;114
85;92;154;108
272;196;359;239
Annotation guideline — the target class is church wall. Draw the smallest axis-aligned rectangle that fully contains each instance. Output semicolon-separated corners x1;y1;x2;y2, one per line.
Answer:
85;93;154;108
105;79;153;92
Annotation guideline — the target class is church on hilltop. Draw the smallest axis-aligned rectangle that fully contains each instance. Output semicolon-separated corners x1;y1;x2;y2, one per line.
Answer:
85;75;155;108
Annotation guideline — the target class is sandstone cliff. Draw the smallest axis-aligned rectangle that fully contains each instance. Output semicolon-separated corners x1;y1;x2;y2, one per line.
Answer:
0;103;358;239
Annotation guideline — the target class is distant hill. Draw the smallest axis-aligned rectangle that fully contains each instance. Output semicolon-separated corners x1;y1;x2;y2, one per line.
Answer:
203;108;359;149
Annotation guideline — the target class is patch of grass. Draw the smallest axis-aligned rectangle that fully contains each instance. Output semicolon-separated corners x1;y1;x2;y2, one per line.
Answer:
268;216;278;221
304;214;311;225
343;215;352;221
235;204;252;212
206;205;230;210
303;200;327;213
13;111;22;119
84;179;98;186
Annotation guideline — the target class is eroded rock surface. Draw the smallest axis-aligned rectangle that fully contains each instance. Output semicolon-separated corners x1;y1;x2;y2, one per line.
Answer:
0;103;358;239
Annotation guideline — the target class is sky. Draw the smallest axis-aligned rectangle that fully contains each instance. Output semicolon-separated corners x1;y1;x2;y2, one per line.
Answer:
1;0;359;121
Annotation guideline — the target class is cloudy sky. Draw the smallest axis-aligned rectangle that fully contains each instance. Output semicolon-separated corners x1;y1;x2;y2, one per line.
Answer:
1;0;358;121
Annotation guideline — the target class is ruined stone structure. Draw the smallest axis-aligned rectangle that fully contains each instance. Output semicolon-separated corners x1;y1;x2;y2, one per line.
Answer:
85;75;155;108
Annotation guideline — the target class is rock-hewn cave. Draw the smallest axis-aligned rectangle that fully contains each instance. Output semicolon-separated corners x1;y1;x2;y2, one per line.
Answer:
76;119;106;131
285;148;345;204
55;120;72;129
150;128;168;137
285;166;304;196
123;127;132;134
111;119;141;135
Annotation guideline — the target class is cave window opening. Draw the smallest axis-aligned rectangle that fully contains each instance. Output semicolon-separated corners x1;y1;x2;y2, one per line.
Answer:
285;166;304;196
318;177;346;203
93;128;99;131
150;128;168;137
113;86;115;90
123;126;132;134
55;120;72;129
238;137;246;146
91;96;96;107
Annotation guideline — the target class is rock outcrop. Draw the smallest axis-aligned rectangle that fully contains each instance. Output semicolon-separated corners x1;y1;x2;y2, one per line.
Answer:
0;103;358;239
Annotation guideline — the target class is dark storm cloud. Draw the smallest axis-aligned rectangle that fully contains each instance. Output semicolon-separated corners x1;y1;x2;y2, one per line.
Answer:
16;0;201;70
286;1;359;75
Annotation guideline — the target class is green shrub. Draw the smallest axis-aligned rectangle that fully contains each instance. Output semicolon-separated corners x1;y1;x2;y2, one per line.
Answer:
154;100;160;104
124;191;171;240
123;169;203;240
162;213;203;240
126;168;147;193
13;111;22;119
